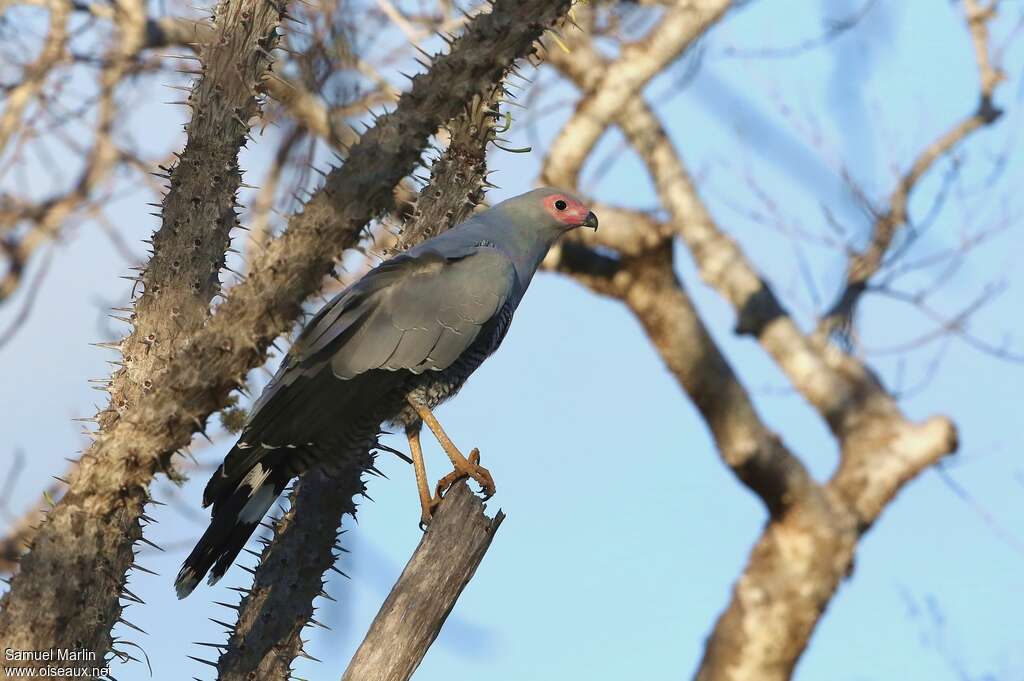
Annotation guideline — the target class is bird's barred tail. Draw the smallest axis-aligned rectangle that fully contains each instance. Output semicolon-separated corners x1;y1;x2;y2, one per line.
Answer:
174;457;288;599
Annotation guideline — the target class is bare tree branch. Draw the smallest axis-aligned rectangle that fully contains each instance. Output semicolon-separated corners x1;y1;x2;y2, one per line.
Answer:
539;4;965;680
342;482;504;681
0;0;123;304
0;453;57;575
818;0;1008;336
541;0;733;190
0;0;68;155
552;236;815;516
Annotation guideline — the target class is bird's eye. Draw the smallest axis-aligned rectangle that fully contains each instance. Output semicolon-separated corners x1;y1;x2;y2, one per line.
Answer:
555;200;567;211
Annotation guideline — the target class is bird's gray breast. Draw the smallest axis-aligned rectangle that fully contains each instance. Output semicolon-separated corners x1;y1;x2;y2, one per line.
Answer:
389;300;515;428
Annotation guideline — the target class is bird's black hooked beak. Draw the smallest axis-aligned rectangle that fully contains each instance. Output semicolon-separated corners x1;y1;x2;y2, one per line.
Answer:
583;211;599;230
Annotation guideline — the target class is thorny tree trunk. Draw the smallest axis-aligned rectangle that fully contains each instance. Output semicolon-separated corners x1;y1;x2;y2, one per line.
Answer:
0;0;288;663
210;467;368;680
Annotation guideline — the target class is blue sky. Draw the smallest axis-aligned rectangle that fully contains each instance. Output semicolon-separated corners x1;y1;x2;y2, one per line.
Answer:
1;1;1023;680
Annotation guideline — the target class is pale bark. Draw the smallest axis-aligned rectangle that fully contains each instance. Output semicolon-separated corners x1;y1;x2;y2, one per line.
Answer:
537;3;989;680
341;483;504;681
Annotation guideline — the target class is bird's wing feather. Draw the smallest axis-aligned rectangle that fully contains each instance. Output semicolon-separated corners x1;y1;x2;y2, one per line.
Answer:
330;244;516;376
238;244;515;443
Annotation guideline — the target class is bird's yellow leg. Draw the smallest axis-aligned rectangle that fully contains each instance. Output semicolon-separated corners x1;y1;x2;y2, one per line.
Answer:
408;398;496;500
406;426;440;528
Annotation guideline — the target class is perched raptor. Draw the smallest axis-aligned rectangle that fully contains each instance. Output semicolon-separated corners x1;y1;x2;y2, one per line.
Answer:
175;187;598;598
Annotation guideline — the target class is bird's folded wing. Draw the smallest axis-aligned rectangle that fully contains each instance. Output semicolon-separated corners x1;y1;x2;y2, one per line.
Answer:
245;244;515;426
328;244;516;377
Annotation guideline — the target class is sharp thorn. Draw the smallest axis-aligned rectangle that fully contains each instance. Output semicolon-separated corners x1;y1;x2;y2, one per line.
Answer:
117;617;148;635
187;655;219;669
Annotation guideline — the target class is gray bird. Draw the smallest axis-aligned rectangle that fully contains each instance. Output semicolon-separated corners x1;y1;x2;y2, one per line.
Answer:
175;187;598;598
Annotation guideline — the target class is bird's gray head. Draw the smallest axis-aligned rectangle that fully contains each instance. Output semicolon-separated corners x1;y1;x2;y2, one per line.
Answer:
490;187;599;240
454;187;599;292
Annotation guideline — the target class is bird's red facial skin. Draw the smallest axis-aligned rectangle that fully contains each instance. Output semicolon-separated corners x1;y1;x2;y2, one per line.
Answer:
543;194;591;226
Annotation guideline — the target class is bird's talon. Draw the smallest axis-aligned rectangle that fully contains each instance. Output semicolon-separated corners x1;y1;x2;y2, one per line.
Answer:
419;496;443;530
431;458;494;502
434;471;462;499
418;506;433;530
